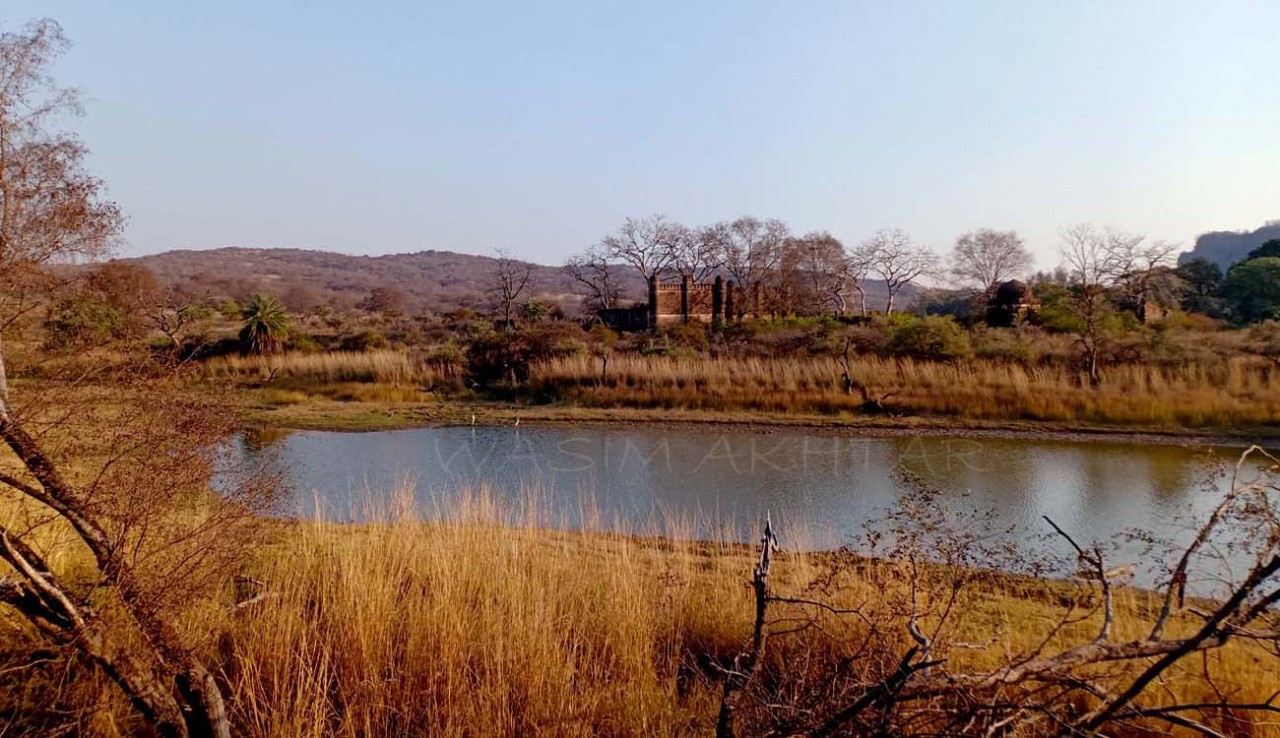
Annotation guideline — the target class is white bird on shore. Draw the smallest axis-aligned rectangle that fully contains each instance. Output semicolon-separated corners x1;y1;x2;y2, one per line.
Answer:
514;416;520;427
471;414;476;426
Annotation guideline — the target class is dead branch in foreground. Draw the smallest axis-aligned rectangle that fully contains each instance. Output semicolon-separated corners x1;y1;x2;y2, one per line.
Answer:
0;354;278;738
717;450;1280;738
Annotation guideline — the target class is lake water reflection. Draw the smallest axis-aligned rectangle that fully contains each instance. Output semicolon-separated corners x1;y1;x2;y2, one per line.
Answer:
238;425;1268;582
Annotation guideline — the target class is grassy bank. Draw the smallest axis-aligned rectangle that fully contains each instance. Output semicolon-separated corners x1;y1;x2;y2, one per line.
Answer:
210;350;1280;437
242;398;1280;446
5;480;1279;736
146;504;1280;737
532;353;1280;427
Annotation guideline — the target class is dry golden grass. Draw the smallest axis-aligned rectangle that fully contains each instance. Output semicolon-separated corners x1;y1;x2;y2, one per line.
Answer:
531;354;1280;427
204;350;443;387
4;480;1279;737
206;351;447;409
212;483;1280;738
204;348;1280;430
224;490;751;737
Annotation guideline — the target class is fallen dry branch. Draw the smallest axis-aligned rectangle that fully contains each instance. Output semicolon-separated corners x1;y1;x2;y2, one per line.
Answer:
720;448;1280;738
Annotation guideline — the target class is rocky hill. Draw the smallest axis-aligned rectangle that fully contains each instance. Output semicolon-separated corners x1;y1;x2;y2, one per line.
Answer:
122;247;635;314
122;246;910;316
1179;221;1280;271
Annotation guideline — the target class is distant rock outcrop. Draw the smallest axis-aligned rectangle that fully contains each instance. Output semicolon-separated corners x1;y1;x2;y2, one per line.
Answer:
1179;221;1280;271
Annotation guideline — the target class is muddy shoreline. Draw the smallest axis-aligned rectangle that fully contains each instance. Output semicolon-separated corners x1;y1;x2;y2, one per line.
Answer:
510;417;1259;448
249;399;1275;448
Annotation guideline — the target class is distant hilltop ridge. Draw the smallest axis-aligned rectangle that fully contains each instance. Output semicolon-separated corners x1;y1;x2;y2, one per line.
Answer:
119;246;621;314
119;244;906;316
1179;221;1280;271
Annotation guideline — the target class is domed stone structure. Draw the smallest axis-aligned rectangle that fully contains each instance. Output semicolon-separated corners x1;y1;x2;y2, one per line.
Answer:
986;279;1039;327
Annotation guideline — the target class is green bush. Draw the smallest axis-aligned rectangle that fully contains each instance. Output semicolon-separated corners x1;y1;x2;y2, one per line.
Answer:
886;316;972;361
1223;257;1280;324
466;324;586;388
44;294;124;349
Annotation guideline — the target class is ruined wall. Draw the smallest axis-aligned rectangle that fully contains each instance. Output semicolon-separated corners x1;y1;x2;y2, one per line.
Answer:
654;281;716;323
601;276;739;330
651;277;739;324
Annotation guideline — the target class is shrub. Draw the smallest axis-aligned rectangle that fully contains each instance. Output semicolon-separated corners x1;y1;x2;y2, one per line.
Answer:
285;333;325;353
661;322;711;353
641;323;711;356
466;324;586;388
45;294;124;349
425;342;467;382
839;323;889;356
585;324;618;354
971;326;1035;364
886;316;972;361
339;330;390;352
1223;257;1280;324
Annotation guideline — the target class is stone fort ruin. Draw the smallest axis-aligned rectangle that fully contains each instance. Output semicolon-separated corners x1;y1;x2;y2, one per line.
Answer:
597;275;747;330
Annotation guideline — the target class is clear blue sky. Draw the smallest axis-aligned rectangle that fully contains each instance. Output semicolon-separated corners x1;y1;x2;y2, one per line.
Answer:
5;1;1279;268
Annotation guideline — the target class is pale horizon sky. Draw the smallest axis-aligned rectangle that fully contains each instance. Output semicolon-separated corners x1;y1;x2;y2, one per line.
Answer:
5;1;1279;269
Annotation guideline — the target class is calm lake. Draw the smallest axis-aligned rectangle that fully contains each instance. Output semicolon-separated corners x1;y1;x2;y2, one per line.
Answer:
236;424;1272;584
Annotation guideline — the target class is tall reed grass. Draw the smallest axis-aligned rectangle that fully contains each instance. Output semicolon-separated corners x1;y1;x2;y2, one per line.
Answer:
223;484;759;737
204;349;1280;428
204;350;442;386
531;354;1280;427
219;481;1280;737
4;479;1279;736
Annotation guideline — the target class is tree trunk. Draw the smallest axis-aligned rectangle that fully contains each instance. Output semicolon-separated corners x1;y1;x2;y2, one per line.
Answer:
179;664;232;738
0;335;8;404
0;348;232;738
78;618;191;738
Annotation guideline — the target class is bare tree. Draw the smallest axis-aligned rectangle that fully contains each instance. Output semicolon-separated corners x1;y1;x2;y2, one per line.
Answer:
1;364;279;738
1060;224;1113;386
716;517;777;738
863;229;937;314
492;248;532;329
0;22;266;737
0;23;123;266
145;289;205;361
1106;235;1180;321
719;216;790;317
1058;223;1149;385
0;19;123;345
667;222;723;283
357;285;407;315
843;242;875;317
1060;223;1122;287
600;214;678;284
949;228;1032;299
782;231;849;315
563;244;623;311
1;17;120;397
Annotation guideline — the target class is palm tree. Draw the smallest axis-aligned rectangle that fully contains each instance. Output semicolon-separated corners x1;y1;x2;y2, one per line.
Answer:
238;293;290;355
